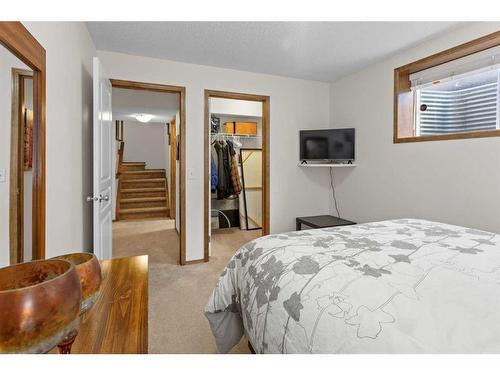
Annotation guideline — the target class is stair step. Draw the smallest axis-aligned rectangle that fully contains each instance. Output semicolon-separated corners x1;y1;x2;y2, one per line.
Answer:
121;197;166;203
122;178;165;183
119;206;169;220
122;169;165;173
120;197;167;209
122;161;145;165
121;187;166;199
121;169;166;180
121;162;146;171
120;207;168;214
122;178;165;188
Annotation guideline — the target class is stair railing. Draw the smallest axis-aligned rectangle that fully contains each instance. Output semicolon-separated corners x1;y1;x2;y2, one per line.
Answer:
115;120;125;220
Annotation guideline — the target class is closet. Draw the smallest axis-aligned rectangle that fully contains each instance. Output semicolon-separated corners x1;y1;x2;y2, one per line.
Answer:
208;97;263;252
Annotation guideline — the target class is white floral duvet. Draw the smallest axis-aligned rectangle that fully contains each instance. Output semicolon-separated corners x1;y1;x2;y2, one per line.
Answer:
204;219;500;353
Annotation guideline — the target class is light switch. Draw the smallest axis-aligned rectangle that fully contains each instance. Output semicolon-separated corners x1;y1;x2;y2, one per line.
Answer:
188;168;195;180
0;169;6;183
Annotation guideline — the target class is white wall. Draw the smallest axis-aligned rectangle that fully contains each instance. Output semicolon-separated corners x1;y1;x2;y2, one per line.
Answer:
122;120;168;169
22;22;96;259
174;110;180;233
210;97;262;117
0;46;31;267
162;121;170;198
329;22;500;233
111;127;118;221
98;50;331;261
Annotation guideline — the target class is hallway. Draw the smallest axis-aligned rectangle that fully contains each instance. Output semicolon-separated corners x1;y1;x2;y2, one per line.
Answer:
112;219;260;353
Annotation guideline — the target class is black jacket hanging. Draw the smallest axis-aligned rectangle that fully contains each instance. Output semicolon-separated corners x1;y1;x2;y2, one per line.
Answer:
221;142;234;198
214;141;225;199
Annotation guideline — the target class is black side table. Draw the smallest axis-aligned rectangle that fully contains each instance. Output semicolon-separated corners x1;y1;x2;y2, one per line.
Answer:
296;215;356;231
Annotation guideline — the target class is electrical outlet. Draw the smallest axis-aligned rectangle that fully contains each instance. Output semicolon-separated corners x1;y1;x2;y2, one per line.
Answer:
0;169;6;183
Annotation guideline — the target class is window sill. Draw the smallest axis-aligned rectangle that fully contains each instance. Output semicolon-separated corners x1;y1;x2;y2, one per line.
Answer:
394;129;500;144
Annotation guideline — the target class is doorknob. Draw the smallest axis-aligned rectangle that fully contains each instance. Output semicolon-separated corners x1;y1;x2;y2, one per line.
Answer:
87;194;109;202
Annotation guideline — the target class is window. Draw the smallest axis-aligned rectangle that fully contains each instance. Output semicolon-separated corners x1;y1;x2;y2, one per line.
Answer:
415;67;499;136
394;31;500;143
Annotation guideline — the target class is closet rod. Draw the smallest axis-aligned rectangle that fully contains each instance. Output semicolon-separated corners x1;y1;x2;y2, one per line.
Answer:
210;133;260;139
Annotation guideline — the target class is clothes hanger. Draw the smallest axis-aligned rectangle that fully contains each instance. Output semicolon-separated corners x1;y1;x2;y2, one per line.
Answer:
232;136;242;148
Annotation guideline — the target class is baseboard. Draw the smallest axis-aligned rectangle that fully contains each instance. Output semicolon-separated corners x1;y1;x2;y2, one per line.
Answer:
183;258;209;265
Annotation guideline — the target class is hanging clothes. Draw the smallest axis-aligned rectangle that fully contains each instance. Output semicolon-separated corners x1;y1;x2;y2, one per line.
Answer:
211;139;242;200
210;156;218;193
214;141;225;199
221;142;234;198
227;140;242;195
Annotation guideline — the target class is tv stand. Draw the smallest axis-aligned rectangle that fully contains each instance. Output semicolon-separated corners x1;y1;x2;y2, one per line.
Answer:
297;162;358;168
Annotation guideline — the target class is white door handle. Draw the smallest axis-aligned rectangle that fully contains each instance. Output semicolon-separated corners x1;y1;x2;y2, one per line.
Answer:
87;194;109;202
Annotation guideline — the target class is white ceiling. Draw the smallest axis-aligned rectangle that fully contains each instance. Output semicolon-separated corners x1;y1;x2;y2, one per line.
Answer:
112;87;179;124
87;22;465;82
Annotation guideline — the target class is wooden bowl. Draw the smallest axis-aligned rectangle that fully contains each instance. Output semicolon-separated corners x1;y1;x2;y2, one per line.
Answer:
0;259;81;353
52;253;102;314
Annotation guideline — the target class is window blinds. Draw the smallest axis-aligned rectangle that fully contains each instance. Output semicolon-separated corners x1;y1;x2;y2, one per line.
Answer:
417;77;499;135
410;45;500;89
411;45;500;136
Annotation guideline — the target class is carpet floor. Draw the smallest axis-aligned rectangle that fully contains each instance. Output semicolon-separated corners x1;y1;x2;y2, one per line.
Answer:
112;219;260;353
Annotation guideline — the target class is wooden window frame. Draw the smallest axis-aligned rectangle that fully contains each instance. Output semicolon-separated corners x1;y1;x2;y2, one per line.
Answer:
394;30;500;144
1;22;46;262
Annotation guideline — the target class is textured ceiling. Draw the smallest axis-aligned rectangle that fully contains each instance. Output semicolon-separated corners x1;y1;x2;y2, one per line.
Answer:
87;22;465;82
112;87;179;123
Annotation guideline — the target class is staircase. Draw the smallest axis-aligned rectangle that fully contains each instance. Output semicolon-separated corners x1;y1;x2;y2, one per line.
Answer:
118;162;170;220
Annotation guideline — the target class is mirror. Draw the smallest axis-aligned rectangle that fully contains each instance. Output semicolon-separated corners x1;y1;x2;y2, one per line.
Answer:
1;43;34;266
239;148;262;230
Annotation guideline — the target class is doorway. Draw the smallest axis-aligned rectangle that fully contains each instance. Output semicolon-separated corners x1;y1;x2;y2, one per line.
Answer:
1;22;46;266
10;68;33;263
110;80;187;265
204;90;270;262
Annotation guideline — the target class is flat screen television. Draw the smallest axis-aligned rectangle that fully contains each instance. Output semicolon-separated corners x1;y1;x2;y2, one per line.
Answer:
300;128;355;162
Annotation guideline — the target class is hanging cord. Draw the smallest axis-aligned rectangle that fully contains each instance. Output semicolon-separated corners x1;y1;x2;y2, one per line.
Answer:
329;167;341;218
211;209;231;228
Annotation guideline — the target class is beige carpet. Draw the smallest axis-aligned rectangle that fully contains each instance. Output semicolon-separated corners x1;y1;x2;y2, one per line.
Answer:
113;219;261;353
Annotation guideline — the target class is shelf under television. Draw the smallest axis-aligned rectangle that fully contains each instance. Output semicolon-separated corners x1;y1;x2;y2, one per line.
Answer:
298;162;357;168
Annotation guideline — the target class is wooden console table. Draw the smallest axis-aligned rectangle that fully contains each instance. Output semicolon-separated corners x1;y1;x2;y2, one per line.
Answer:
52;255;148;354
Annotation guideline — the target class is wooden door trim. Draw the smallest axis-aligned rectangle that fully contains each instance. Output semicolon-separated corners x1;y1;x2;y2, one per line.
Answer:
10;69;33;263
110;79;187;265
204;90;270;263
169;118;177;221
1;22;46;262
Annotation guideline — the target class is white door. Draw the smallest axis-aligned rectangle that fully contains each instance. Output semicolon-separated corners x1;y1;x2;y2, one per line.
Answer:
90;57;113;260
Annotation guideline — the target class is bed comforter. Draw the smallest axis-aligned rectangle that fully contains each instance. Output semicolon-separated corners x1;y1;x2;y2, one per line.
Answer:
204;219;500;353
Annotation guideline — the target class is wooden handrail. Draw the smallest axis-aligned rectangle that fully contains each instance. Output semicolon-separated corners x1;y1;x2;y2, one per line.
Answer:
116;140;124;178
115;140;125;221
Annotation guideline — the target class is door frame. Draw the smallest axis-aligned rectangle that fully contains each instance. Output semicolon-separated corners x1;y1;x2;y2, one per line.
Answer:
204;90;270;262
168;117;177;221
1;22;46;262
110;79;187;265
10;68;33;263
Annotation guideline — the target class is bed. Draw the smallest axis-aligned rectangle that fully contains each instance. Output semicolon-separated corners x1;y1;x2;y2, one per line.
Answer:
204;219;500;353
